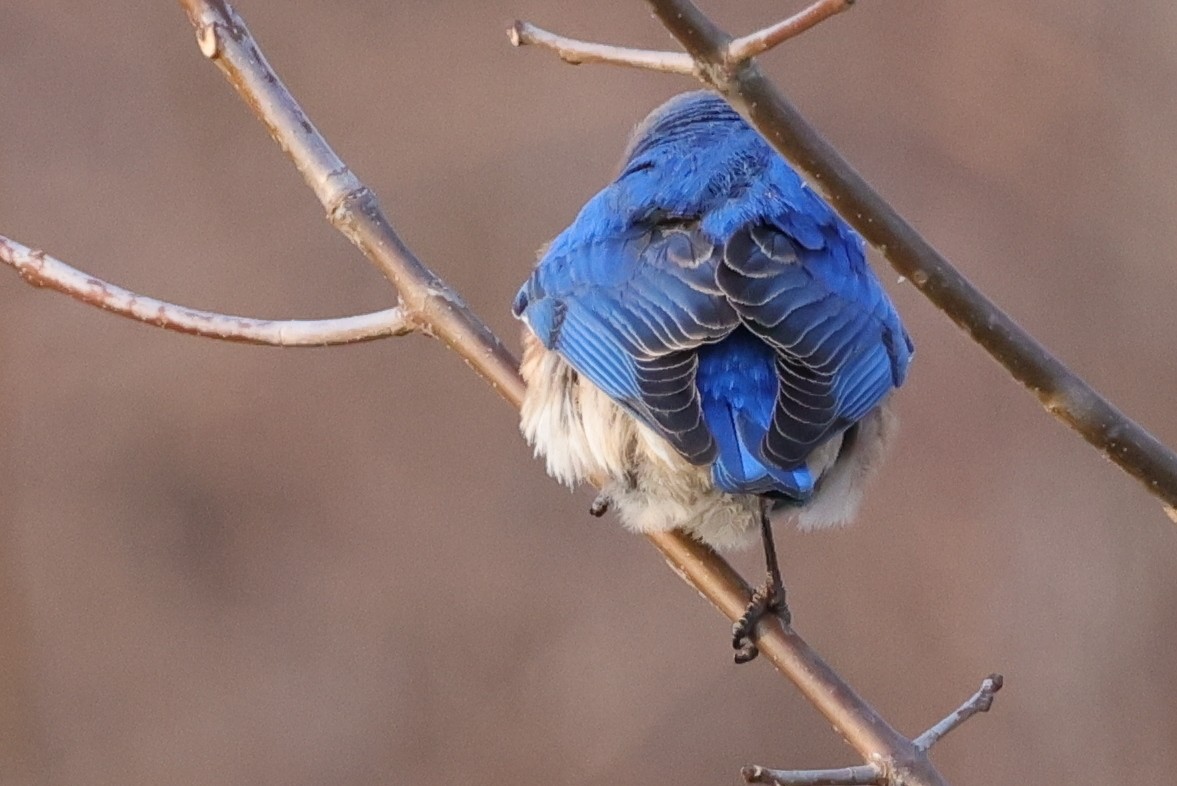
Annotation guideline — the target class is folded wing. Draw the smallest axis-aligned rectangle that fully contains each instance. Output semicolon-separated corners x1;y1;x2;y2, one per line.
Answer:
513;219;738;465
515;214;912;487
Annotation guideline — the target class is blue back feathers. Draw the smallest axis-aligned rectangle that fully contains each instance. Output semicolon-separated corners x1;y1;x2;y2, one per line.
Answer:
514;92;913;502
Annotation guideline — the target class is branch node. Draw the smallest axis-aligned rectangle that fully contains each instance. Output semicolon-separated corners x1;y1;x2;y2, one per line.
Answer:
195;21;220;58
506;20;525;48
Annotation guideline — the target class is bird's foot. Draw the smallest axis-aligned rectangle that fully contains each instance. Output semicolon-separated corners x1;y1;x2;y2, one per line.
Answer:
732;574;791;665
588;491;611;517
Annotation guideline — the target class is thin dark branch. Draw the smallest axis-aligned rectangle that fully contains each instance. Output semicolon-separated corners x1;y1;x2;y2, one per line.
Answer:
742;764;882;786
914;674;1004;752
0;235;410;346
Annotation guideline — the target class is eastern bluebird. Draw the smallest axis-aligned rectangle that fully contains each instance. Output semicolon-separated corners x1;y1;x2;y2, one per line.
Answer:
513;92;913;662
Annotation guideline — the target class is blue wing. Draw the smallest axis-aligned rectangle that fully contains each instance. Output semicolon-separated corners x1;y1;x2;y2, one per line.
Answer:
717;223;912;470
513;216;739;464
515;205;912;496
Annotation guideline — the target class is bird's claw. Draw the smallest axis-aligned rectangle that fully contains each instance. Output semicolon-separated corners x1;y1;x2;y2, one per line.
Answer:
732;575;791;664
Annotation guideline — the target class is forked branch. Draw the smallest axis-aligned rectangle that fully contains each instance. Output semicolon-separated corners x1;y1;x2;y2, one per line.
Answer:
510;0;1177;515
742;675;1003;786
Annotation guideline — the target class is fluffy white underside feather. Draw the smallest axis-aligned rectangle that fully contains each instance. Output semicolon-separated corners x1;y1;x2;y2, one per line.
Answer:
519;333;897;550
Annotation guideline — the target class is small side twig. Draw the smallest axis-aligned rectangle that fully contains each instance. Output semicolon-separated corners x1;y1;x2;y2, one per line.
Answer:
508;0;851;76
914;674;1004;752
0;235;409;346
726;0;856;63
508;21;693;74
740;674;1003;786
742;764;881;786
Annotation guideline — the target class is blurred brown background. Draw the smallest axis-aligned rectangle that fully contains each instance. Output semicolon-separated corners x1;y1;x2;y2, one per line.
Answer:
2;2;1176;784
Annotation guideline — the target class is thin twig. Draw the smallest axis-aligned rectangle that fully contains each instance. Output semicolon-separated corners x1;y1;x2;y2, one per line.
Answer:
737;674;1004;786
742;764;881;786
0;235;409;346
511;0;1177;514
726;0;856;64
508;21;694;74
914;674;1003;752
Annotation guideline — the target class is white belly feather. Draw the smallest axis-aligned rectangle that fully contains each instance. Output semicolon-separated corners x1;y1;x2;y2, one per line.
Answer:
519;333;897;550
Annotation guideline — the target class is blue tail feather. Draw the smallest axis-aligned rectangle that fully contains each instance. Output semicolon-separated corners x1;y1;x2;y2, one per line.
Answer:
696;331;814;501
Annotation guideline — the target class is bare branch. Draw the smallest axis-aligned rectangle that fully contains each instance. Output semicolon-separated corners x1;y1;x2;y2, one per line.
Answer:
726;0;856;64
178;0;523;403
651;531;950;786
743;764;882;786
914;674;1003;752
739;673;1004;786
508;21;694;74
511;1;1177;513
0;235;409;346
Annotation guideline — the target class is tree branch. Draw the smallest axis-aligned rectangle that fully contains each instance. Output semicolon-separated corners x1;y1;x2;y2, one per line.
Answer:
509;1;1177;518
740;674;1003;786
743;764;882;786
913;674;1003;752
0;235;409;346
726;0;857;64
178;0;523;402
508;21;694;74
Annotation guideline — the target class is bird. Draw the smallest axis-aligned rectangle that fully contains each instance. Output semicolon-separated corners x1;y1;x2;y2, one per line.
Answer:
512;91;913;663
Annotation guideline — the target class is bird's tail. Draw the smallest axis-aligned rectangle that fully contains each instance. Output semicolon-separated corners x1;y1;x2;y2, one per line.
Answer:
696;331;813;501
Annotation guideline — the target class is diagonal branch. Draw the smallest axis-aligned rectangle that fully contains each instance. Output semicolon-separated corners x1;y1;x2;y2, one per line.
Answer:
741;674;1003;786
0;235;409;346
178;0;522;401
510;1;1177;515
726;0;856;63
913;674;1003;752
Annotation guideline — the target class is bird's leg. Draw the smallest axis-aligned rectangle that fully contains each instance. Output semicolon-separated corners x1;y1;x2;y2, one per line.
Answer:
732;503;791;664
